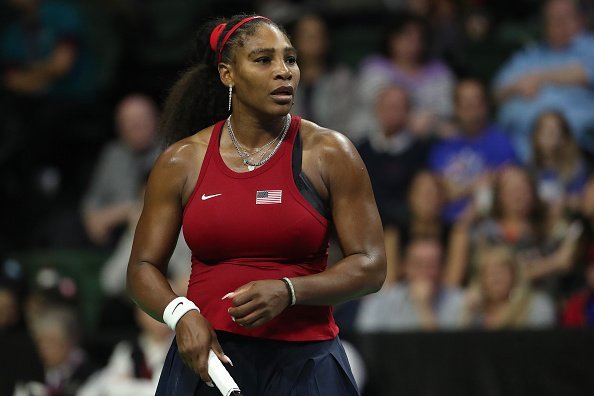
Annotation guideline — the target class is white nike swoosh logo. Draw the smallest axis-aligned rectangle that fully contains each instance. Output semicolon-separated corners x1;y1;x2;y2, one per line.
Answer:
201;193;222;201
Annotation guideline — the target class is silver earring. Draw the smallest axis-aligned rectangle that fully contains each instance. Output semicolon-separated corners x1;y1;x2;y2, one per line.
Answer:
228;85;233;112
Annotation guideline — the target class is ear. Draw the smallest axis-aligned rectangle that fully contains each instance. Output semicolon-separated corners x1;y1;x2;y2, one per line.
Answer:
218;62;234;87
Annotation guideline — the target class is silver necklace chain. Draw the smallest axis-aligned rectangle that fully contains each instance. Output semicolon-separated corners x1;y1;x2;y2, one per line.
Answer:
226;114;291;169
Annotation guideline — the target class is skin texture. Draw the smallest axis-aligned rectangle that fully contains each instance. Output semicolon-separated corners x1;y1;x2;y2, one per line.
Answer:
127;23;386;384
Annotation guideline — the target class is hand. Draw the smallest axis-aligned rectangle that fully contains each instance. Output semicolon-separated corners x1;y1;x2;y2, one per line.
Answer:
175;310;229;386
409;110;436;137
409;279;434;307
84;212;111;245
514;74;542;98
226;279;291;328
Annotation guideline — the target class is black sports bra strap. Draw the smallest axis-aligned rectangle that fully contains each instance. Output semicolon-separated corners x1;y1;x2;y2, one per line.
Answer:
292;131;331;219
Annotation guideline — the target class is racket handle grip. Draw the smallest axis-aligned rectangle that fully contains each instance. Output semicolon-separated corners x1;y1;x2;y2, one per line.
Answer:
208;350;241;396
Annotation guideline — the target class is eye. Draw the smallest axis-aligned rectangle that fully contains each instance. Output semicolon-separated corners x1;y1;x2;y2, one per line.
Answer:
286;56;297;65
255;57;271;64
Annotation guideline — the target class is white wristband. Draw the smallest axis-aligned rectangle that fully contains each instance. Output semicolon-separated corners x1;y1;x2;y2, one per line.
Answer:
162;296;200;331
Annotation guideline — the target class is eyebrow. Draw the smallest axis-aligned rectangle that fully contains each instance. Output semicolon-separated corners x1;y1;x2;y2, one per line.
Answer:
247;46;296;57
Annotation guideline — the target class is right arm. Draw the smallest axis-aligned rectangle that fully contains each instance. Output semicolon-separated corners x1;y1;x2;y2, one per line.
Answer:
126;141;226;385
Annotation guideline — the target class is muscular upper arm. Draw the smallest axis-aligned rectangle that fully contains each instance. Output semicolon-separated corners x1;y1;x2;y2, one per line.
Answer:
318;130;385;261
128;142;195;274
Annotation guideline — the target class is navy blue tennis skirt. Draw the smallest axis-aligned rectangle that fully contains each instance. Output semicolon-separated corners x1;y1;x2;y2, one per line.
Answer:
156;331;360;396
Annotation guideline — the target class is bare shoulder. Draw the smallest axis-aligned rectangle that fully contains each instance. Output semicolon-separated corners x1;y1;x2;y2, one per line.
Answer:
154;127;213;171
299;119;361;163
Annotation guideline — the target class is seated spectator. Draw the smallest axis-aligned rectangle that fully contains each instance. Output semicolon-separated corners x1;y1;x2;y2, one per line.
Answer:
97;178;190;330
100;181;190;298
462;245;556;329
82;94;160;248
529;110;588;217
384;170;451;284
561;247;594;327
0;257;27;333
493;0;594;160
289;13;355;136
0;0;94;99
355;238;464;332
29;305;98;396
448;166;581;292
430;78;517;223
352;11;455;138
357;84;433;227
79;307;173;396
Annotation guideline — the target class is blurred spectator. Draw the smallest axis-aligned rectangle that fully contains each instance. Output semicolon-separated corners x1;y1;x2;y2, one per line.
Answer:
97;179;190;330
352;11;455;138
290;14;355;135
356;84;433;226
107;0;216;98
0;257;27;332
429;78;517;223
29;305;98;396
0;0;94;99
355;238;464;332
461;245;556;329
81;94;160;248
461;6;523;84
529;110;589;218
79;307;173;396
448;166;581;290
493;0;594;161
561;251;594;327
384;170;451;284
100;182;190;298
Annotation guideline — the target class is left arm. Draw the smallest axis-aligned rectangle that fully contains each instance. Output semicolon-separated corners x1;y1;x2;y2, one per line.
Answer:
290;132;387;304
228;131;386;327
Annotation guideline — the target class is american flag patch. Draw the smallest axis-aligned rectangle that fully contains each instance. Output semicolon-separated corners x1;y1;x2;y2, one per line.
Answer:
256;190;282;204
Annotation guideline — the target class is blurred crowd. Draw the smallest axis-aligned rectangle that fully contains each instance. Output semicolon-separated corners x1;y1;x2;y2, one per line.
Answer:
2;0;594;394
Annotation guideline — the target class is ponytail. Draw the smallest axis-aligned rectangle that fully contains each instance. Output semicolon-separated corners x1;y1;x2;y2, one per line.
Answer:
159;14;281;147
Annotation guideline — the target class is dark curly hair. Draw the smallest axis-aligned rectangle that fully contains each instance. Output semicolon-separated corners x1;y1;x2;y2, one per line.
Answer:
160;14;285;147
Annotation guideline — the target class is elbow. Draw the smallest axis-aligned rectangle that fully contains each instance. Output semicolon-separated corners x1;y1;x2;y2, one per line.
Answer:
366;253;387;294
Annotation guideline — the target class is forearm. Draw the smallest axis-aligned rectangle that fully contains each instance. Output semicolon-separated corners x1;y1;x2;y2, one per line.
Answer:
416;304;439;331
494;83;518;103
524;242;576;280
539;64;589;86
290;252;385;306
86;202;135;227
127;261;178;322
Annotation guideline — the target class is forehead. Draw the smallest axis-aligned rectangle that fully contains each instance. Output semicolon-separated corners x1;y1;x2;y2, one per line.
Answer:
545;0;577;17
236;23;292;53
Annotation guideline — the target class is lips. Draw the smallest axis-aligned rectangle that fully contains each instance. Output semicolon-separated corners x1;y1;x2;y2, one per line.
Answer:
270;86;294;104
271;86;294;96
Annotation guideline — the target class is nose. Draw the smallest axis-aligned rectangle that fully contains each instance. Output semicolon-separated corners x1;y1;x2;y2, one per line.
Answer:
274;59;292;80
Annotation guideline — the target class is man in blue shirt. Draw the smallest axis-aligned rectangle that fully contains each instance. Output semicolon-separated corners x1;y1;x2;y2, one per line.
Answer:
494;0;594;161
430;79;517;223
0;0;93;99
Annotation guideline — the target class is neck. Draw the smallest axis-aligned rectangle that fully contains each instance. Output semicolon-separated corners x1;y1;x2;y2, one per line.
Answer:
540;153;558;167
393;57;419;73
229;111;288;149
461;122;485;137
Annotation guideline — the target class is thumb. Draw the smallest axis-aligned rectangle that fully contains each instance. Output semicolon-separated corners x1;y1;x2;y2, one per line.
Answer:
211;335;233;367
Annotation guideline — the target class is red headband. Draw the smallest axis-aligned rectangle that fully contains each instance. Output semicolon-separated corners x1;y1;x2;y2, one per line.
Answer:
209;16;271;65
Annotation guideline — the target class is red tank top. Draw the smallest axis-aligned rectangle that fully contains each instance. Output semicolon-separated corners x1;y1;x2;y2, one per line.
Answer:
182;115;338;341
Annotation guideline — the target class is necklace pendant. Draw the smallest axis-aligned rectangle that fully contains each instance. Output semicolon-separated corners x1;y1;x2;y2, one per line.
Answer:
247;164;255;171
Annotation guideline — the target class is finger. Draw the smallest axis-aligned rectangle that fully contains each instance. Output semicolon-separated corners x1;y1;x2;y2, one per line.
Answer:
228;299;259;319
234;310;265;328
231;288;255;306
196;347;213;386
244;316;270;329
211;336;233;366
